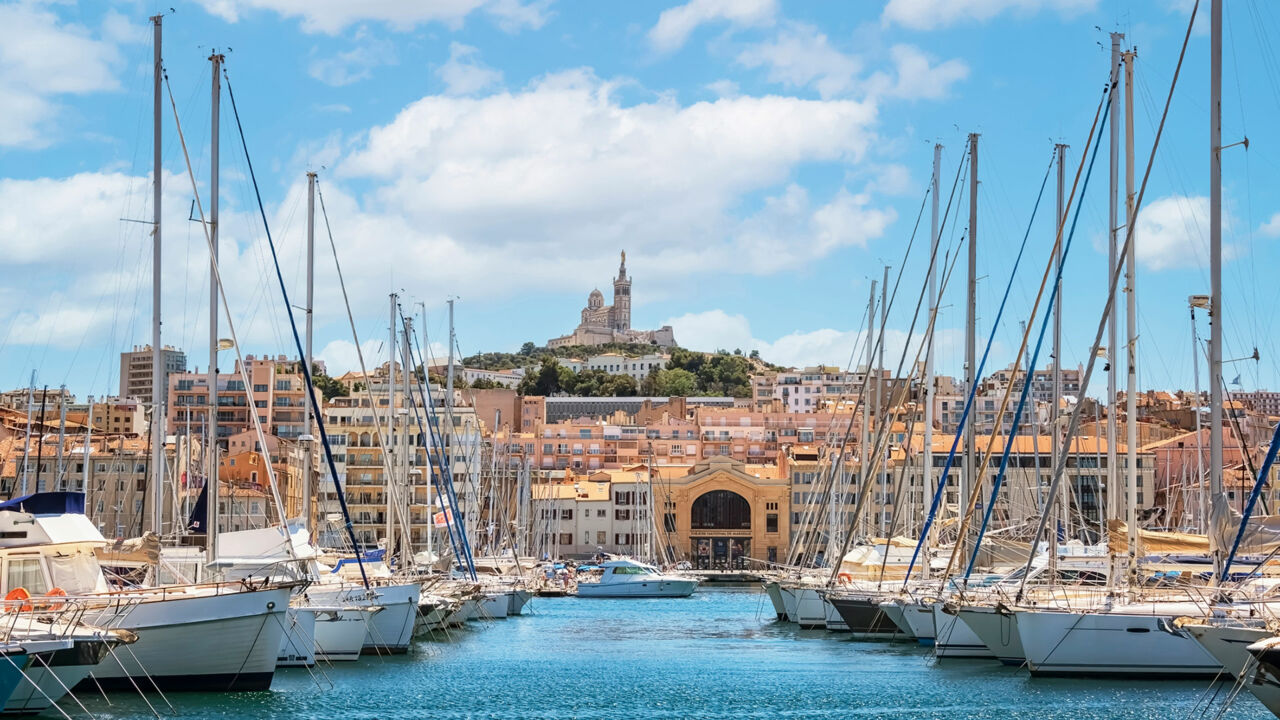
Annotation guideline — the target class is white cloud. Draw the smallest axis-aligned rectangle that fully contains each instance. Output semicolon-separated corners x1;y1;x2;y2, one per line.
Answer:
882;0;1098;31
436;42;503;96
336;69;882;293
736;27;965;102
0;3;127;148
662;309;964;370
705;79;740;98
308;29;397;86
1132;195;1238;271
865;44;969;100
1259;212;1280;238
196;0;551;35
648;0;777;53
735;22;861;99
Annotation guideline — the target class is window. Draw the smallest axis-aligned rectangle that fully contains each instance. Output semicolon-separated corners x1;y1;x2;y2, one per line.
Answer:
253;384;269;393
559;533;573;546
560;509;573;520
597;509;606;518
766;513;778;533
615;509;632;521
5;558;47;595
663;513;676;532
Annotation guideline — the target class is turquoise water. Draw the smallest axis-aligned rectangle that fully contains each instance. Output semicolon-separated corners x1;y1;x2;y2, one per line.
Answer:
79;590;1270;719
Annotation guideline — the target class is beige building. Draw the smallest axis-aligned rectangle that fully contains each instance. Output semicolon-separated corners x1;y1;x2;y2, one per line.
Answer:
166;354;314;444
120;345;187;402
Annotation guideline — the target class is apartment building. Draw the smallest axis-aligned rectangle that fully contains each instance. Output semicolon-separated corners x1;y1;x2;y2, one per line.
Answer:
166;354;314;443
120;345;187;402
322;379;481;549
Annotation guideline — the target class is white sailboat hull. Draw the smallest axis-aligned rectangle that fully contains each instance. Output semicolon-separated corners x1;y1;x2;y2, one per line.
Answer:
1015;606;1221;677
310;608;373;662
277;607;317;668
900;600;937;645
790;588;826;629
83;586;291;692
1183;622;1269;678
933;603;994;659
309;582;420;654
957;605;1024;665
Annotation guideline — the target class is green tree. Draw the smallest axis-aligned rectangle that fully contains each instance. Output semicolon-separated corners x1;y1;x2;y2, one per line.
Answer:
654;368;698;396
470;378;501;390
310;363;349;402
518;342;537;356
517;358;567;396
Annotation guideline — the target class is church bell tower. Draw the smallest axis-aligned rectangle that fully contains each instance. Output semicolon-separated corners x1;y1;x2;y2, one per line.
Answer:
612;250;631;332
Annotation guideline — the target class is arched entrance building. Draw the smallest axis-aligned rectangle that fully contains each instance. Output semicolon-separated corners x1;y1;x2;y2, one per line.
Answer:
665;456;789;570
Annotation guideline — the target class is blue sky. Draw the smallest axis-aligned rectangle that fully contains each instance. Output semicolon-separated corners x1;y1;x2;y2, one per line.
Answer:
1;0;1278;400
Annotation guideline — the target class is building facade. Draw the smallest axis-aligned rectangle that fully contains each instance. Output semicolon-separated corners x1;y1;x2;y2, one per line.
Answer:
120;345;187;402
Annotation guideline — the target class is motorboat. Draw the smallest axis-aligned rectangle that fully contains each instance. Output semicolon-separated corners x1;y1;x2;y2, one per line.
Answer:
575;560;698;598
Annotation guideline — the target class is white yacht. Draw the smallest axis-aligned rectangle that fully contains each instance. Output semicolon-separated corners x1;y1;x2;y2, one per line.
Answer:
0;494;291;693
575;560;698;598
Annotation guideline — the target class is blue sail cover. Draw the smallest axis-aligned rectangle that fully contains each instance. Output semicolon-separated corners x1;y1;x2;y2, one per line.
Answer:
0;492;86;515
187;484;208;534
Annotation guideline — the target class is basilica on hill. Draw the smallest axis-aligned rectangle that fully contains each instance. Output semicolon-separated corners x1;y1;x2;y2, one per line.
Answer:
546;251;676;349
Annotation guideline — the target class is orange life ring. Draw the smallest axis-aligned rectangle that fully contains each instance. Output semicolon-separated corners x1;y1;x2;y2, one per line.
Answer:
837;572;854;585
40;587;66;611
5;587;32;613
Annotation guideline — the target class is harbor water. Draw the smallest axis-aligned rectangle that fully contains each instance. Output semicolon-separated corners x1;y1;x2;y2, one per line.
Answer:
80;590;1270;719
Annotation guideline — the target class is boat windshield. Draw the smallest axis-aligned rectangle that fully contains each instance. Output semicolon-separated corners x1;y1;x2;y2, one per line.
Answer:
611;566;653;575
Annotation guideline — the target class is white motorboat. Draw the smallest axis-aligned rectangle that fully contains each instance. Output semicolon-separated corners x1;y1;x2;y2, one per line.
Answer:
575;560;698;598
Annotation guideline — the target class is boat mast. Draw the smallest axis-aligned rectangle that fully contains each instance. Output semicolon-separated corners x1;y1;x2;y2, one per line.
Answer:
1052;143;1066;557
923;143;941;557
21;371;33;495
1106;32;1122;531
963;132;978;566
82;395;94;493
879;264;889;539
387;292;397;562
1123;47;1139;587
921;144;941;579
208;49;222;563
401;315;414;560
303;171;316;536
1209;0;1224;580
1190;297;1207;531
150;13;164;537
419;301;434;561
860;281;875;541
56;385;66;490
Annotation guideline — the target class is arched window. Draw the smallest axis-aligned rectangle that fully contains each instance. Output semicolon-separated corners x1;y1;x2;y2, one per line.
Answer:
690;490;751;530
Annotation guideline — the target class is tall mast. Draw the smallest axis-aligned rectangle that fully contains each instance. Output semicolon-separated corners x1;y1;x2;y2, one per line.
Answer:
1190;298;1206;531
446;299;456;420
861;281;876;540
1053;143;1066;566
879;264;888;537
150;13;164;537
1123;48;1139;586
303;171;316;535
420;302;434;560
963;132;978;564
21;371;33;494
401;316;414;558
922;143;941;576
1106;32;1122;528
1209;0;1224;578
83;396;94;493
208;50;222;562
387;293;397;561
56;385;67;490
